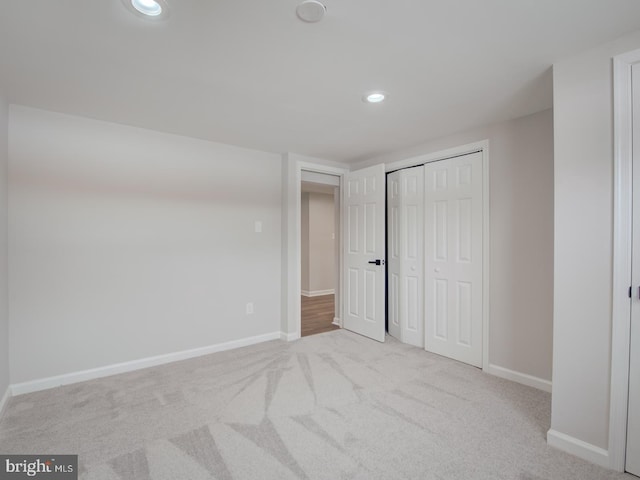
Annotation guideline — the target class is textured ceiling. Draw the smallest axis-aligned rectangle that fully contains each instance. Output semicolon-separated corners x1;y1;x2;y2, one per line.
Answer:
2;1;640;164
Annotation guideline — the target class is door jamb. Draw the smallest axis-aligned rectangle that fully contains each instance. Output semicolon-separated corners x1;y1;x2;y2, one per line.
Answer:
609;48;640;472
284;157;348;340
385;140;490;371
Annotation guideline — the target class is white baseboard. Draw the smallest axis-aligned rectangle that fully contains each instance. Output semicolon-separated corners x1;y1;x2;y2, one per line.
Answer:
485;363;552;393
301;289;335;297
280;332;301;342
332;317;341;327
0;386;11;420
11;331;282;396
547;429;610;468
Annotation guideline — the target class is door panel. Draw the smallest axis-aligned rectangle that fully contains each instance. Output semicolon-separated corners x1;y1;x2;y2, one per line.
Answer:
458;199;472;262
343;164;386;342
626;62;640;477
348;206;359;253
347;268;358;317
457;281;472;346
434;201;448;260
406;276;419;332
365;269;376;321
425;152;483;367
390;273;400;331
386;167;424;347
407;205;418;258
400;168;425;347
365;203;376;253
435;279;448;340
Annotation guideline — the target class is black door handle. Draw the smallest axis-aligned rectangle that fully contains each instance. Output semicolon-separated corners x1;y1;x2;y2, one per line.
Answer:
368;259;383;266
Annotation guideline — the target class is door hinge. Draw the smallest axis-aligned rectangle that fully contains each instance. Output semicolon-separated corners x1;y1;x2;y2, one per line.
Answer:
630;286;632;298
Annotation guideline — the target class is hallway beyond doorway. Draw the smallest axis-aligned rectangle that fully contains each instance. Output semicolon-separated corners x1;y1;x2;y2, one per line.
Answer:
301;294;339;337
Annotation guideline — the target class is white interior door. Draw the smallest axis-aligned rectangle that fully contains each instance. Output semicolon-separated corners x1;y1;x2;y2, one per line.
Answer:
424;152;483;367
343;164;386;342
626;62;640;477
387;167;424;347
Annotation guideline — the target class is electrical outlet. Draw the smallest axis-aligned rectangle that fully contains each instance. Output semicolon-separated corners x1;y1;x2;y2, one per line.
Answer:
246;302;254;315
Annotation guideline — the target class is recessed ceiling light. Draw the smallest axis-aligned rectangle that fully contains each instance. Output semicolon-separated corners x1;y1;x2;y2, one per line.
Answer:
296;0;327;23
132;0;162;16
364;92;387;103
122;0;169;20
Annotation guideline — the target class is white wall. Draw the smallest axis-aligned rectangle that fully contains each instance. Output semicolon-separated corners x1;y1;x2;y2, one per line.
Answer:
551;29;640;455
308;192;335;292
301;193;310;292
8;106;282;384
301;192;335;294
357;108;554;384
0;94;9;400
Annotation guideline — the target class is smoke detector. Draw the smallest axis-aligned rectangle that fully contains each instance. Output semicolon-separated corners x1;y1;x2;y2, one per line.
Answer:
296;0;327;23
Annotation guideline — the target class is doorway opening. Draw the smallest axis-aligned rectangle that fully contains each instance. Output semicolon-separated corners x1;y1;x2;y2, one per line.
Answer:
300;173;341;337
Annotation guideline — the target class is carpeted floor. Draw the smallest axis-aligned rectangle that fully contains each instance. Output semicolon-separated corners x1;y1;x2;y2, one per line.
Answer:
0;330;634;479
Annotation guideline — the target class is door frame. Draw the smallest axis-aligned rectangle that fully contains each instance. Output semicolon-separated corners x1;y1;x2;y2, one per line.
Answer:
610;48;640;472
282;154;348;340
385;140;490;371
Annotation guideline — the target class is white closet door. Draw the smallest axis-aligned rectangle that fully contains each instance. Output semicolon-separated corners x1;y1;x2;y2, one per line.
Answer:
387;167;425;347
626;63;640;477
424;152;483;367
400;167;424;347
343;164;386;342
387;171;402;341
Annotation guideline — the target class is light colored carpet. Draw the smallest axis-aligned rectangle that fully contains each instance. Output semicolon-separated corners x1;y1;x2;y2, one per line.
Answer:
0;330;634;479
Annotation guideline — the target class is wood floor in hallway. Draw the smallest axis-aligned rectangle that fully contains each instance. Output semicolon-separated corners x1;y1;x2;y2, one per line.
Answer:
301;294;339;337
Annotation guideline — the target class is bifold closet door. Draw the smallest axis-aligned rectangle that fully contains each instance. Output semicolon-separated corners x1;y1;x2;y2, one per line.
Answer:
387;167;424;347
388;171;402;341
424;152;483;367
626;62;640;477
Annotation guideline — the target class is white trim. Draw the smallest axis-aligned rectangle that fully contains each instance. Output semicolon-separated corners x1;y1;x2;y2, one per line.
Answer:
301;170;340;186
385;140;487;173
11;331;282;396
481;143;491;372
0;386;11;420
610;48;640;472
280;331;301;342
547;429;610;469
297;161;348;177
332;317;341;327
289;157;348;342
282;154;299;341
301;289;335;297
486;364;552;393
